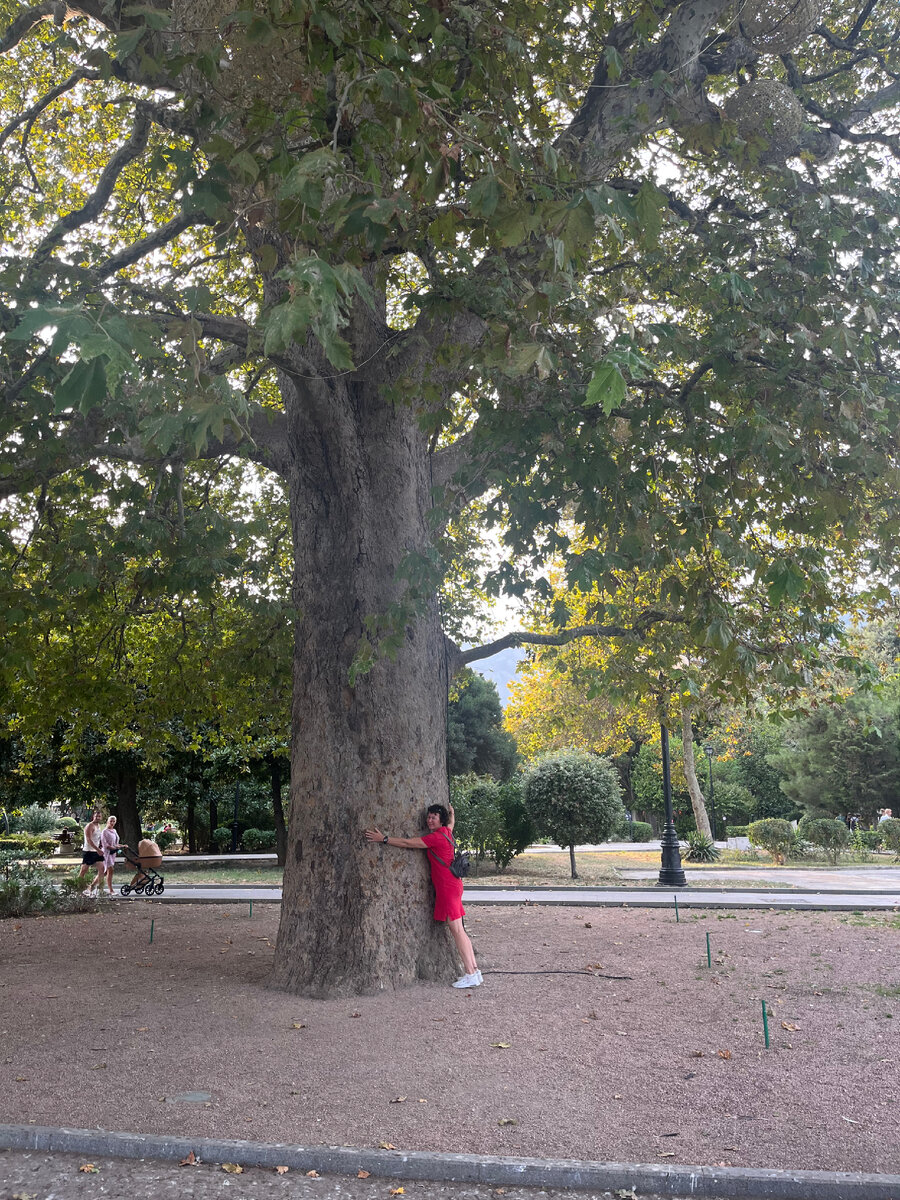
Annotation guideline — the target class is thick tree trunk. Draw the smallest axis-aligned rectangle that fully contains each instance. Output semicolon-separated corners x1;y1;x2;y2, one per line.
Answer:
681;705;712;839
271;382;458;996
271;754;288;868
112;766;141;854
186;790;197;854
207;785;218;852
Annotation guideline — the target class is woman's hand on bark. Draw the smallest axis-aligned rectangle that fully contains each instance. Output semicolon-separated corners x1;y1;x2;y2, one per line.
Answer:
364;828;383;843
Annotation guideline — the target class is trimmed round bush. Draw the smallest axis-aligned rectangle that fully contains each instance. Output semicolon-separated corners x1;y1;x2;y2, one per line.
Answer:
629;820;654;842
212;826;233;851
878;817;900;857
726;825;749;838
242;827;277;852
524;750;624;878
747;818;794;864
796;816;850;864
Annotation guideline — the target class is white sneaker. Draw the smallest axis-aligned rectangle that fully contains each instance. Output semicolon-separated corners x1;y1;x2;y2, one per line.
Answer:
452;972;481;989
474;970;484;985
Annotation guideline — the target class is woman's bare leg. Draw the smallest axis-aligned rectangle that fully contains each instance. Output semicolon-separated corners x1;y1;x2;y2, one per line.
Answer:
447;917;478;975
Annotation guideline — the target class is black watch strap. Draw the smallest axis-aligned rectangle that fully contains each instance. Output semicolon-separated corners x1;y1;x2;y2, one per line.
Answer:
383;835;389;844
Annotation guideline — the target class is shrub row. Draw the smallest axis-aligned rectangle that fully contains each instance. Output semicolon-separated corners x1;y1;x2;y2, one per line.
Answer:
0;835;57;856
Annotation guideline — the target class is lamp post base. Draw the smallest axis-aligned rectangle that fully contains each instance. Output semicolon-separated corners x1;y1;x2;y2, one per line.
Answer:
657;820;687;887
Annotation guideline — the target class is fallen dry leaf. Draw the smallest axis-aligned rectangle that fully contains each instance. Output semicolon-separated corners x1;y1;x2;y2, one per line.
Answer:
79;1164;100;1174
490;1042;511;1049
178;1151;197;1167
306;1169;319;1177
717;1049;732;1060
498;1118;517;1126
357;1171;371;1179
659;1151;676;1158
494;1190;508;1196
390;1096;407;1104
615;1189;637;1200
222;1163;243;1174
275;1166;289;1174
11;1192;37;1199
291;1022;307;1029
136;1027;150;1032
781;1021;799;1031
378;1142;396;1150
690;1051;704;1058
417;1099;428;1104
15;1076;27;1082
390;1189;405;1195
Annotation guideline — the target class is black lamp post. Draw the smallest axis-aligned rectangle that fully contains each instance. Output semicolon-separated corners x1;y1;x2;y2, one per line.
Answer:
230;779;240;854
704;745;717;842
657;723;686;887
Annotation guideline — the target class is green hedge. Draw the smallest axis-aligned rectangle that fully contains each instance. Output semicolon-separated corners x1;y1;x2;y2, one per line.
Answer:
629;820;654;842
726;825;749;837
242;827;277;852
0;835;57;856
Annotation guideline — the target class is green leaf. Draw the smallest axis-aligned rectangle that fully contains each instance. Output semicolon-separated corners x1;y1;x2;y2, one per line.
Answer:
469;176;501;219
54;358;108;415
634;182;664;248
113;26;146;60
584;364;627;414
230;151;260;184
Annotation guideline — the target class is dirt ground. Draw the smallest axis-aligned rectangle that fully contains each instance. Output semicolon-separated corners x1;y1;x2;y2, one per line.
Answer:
0;903;897;1175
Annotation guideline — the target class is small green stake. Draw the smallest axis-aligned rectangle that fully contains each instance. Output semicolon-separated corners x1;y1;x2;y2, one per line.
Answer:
674;895;679;923
762;999;770;1049
706;931;711;967
249;900;253;918
150;919;154;945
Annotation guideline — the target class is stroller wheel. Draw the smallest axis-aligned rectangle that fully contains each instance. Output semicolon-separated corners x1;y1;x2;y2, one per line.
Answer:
154;881;165;895
120;885;131;897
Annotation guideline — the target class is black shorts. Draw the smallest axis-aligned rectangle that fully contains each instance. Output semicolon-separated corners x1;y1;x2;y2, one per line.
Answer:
82;851;103;865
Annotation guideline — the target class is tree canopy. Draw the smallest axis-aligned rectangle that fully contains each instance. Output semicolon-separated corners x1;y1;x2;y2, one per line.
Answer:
1;0;899;993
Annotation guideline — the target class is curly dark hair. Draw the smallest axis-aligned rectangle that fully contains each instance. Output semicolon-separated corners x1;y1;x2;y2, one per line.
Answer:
426;804;449;826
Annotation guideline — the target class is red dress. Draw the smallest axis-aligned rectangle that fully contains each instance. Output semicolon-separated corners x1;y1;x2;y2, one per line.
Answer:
422;828;465;921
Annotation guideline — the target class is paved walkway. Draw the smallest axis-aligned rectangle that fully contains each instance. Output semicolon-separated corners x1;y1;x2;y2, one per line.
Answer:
120;866;900;910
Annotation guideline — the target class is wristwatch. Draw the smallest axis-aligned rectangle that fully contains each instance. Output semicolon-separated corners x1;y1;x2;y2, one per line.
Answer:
383;835;389;844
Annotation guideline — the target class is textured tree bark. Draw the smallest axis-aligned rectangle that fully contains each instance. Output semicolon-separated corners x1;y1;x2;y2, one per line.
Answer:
271;379;459;996
681;704;712;839
207;785;218;853
270;755;287;869
112;765;141;855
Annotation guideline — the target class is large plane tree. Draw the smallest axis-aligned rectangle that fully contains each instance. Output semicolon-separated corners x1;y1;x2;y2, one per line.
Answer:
1;0;899;993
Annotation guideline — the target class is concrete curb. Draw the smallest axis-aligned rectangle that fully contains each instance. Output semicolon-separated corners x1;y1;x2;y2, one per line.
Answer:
1;1125;898;1199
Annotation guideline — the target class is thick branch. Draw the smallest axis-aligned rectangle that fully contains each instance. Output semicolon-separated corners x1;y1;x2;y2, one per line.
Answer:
0;1;59;55
94;212;219;282
457;613;685;668
27;105;153;276
0;68;101;150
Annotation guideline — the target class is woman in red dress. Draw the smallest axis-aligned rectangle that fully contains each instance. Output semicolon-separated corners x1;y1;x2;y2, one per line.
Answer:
365;803;482;988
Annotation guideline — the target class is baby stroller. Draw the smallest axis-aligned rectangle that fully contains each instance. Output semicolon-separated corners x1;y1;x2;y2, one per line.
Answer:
120;844;165;896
